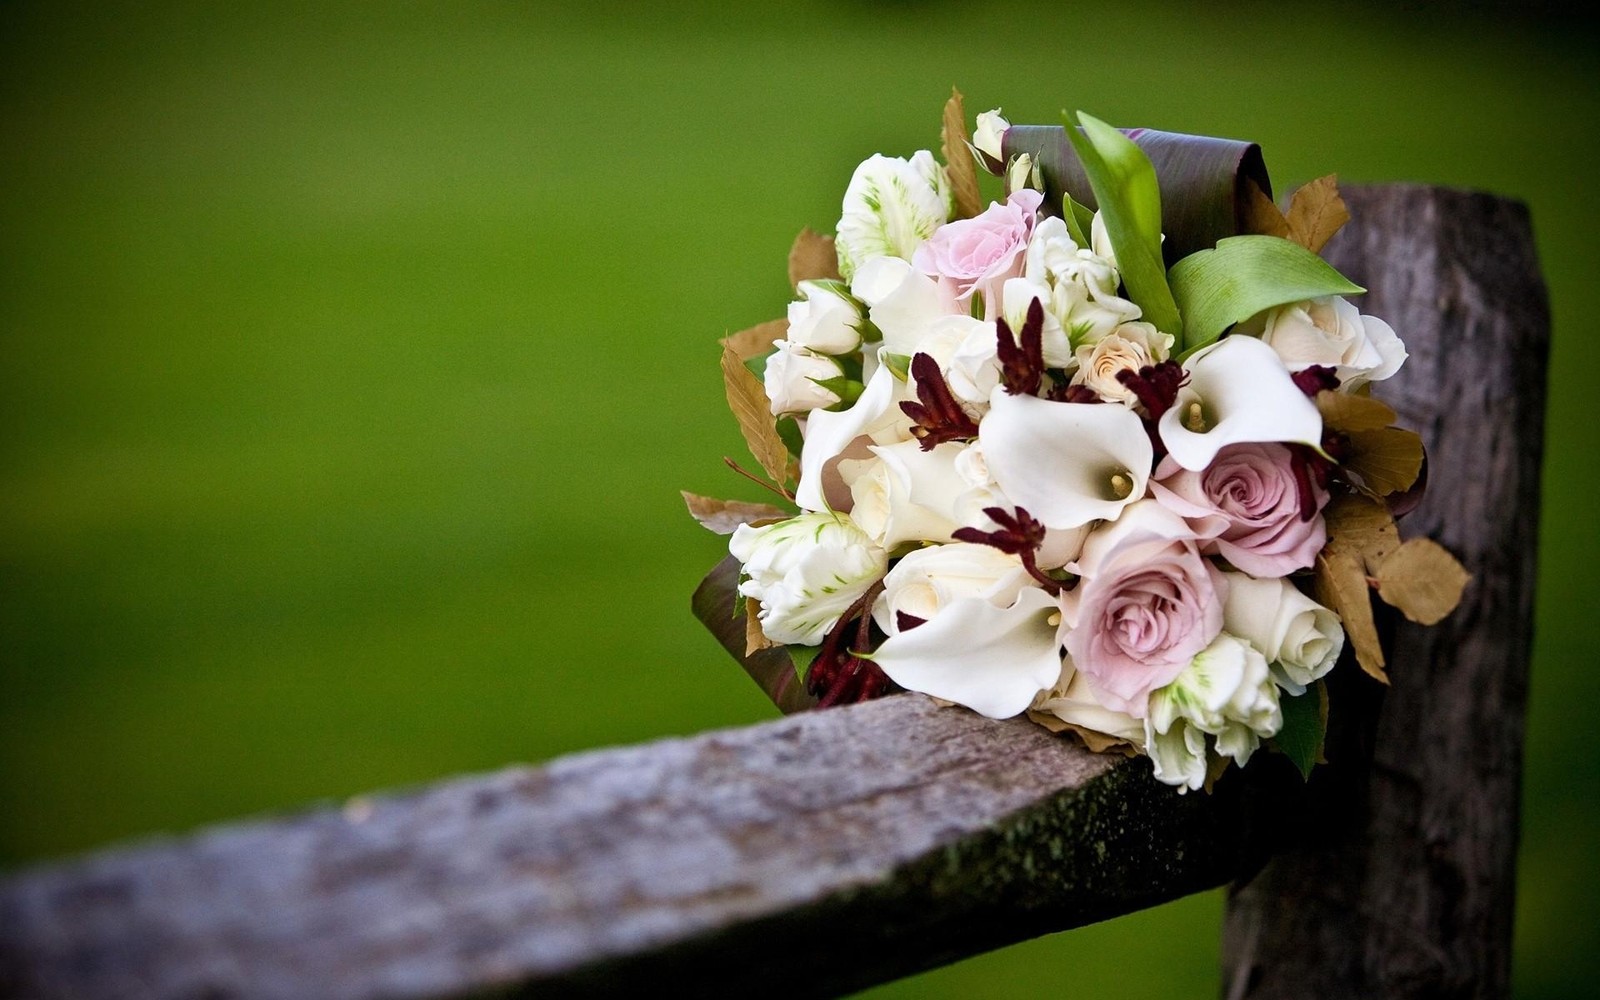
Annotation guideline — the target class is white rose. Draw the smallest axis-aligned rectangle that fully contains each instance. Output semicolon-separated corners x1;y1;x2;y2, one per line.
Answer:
787;279;867;355
835;151;953;281
764;341;844;417
1145;632;1283;790
729;513;887;646
1259;296;1408;391
1222;572;1344;696
972;109;1010;166
850;255;960;360
910;314;1001;409
871;541;1025;636
839;439;968;550
1071;321;1174;404
1022;217;1142;352
1033;667;1147;749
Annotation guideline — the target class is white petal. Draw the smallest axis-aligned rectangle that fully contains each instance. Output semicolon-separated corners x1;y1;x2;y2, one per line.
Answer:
795;363;900;512
852;255;956;357
979;389;1153;530
1159;335;1323;472
870;587;1064;719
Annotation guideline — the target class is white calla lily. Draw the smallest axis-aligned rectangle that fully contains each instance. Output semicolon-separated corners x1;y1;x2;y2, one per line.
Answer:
869;586;1064;719
1158;335;1323;472
979;389;1153;530
795;363;908;512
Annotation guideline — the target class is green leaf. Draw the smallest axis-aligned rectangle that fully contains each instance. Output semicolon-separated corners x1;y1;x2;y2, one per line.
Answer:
1168;235;1364;357
776;415;804;459
811;375;865;408
882;352;912;381
743;353;770;380
787;644;821;683
1061;192;1094;247
1063;111;1183;337
1275;683;1326;781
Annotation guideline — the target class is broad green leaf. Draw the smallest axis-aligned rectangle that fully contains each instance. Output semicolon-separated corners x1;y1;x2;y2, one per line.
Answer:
1275;683;1326;780
1063;111;1182;337
1169;235;1363;357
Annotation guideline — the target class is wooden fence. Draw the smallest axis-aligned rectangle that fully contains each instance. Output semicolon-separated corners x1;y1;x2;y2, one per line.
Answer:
0;185;1548;999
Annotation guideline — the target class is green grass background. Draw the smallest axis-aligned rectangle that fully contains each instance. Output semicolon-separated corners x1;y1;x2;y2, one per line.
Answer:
2;2;1596;996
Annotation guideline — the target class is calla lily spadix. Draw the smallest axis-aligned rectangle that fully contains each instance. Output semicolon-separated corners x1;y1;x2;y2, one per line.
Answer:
1159;335;1323;472
867;586;1064;719
979;389;1153;530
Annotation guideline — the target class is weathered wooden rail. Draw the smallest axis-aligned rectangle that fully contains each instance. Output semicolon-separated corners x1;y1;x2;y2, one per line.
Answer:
0;185;1547;999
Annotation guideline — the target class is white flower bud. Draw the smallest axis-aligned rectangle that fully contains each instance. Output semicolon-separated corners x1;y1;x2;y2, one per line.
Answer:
972;109;1010;165
763;341;844;416
729;513;887;646
787;279;866;355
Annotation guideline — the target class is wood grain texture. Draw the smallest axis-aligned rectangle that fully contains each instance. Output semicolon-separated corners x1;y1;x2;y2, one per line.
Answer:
1222;185;1548;999
0;695;1253;999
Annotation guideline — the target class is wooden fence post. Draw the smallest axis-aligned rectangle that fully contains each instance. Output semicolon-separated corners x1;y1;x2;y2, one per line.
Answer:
1221;186;1548;999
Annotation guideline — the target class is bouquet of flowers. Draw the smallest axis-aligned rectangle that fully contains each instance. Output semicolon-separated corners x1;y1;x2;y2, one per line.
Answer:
685;92;1468;792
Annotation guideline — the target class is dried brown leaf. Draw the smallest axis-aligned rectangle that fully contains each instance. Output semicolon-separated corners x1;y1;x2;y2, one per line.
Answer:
941;87;983;220
681;492;791;535
1242;177;1290;238
1344;427;1425;496
721;345;791;487
720;318;788;362
1316;390;1397;432
788;228;841;288
1315;547;1388;684
1375;538;1471;625
1202;752;1233;794
1026;711;1142;757
744;597;778;656
1324;494;1401;574
1286;174;1351;253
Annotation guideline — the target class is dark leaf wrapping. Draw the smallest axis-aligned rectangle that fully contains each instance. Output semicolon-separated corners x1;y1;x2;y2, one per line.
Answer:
1003;124;1272;265
693;555;819;713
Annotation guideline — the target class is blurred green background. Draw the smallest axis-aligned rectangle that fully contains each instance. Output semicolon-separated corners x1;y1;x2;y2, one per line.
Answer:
2;1;1595;996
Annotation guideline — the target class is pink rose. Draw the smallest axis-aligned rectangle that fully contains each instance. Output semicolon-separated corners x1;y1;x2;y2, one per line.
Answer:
1062;501;1226;718
1150;443;1327;578
912;189;1042;308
